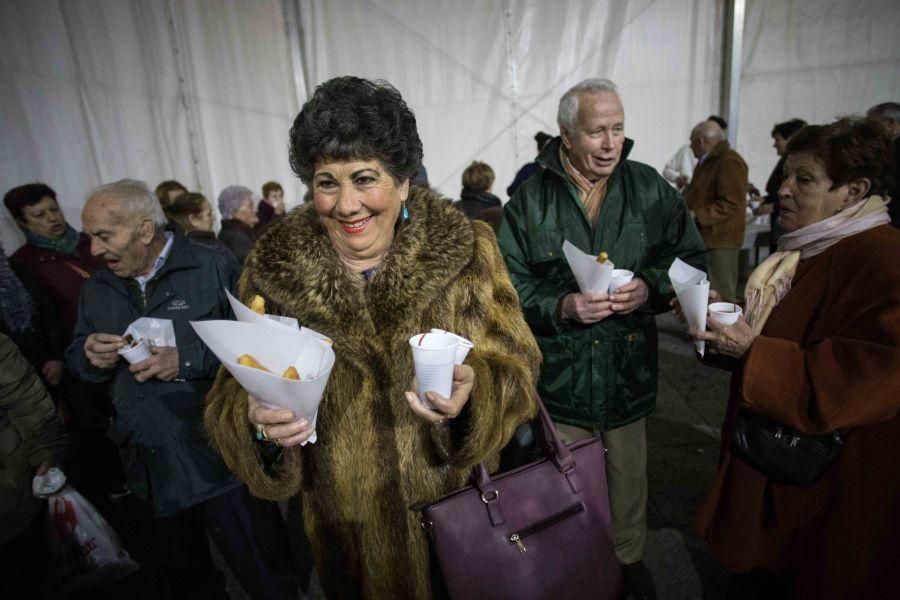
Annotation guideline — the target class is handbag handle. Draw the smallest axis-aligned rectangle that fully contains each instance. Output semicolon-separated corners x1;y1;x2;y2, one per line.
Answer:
472;392;583;526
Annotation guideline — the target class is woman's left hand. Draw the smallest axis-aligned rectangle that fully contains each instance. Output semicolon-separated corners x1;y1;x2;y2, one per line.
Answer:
405;364;474;424
689;316;756;358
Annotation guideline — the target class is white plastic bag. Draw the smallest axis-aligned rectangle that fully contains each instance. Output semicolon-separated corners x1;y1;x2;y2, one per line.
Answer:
33;468;139;591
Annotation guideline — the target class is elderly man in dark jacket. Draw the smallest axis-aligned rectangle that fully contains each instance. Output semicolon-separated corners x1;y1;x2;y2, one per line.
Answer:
498;79;706;600
66;179;297;600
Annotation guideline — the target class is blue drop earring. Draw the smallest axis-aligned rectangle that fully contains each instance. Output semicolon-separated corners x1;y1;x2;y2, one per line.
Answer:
401;200;409;221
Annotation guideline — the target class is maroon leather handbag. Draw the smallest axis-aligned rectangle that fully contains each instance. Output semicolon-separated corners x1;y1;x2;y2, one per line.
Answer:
419;397;624;599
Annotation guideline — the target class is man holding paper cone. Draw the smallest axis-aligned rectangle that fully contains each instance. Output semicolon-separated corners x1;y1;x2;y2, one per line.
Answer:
65;180;299;600
499;78;705;600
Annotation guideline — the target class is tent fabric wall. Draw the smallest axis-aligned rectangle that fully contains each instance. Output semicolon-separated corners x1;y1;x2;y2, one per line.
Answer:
738;0;900;190
297;0;724;201
2;0;898;253
0;0;300;253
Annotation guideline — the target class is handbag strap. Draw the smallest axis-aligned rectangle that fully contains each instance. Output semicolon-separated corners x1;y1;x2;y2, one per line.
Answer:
471;392;583;527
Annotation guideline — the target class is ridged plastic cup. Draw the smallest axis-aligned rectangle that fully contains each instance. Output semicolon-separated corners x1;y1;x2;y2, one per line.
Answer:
708;302;743;326
409;333;458;408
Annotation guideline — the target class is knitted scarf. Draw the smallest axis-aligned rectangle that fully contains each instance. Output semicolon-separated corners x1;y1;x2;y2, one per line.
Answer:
25;224;80;255
0;247;35;332
744;195;891;334
560;146;608;226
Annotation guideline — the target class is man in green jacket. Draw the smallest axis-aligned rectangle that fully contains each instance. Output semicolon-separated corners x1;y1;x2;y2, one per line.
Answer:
498;78;706;600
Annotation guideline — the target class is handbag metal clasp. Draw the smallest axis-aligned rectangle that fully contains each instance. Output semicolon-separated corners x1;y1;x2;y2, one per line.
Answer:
481;490;500;504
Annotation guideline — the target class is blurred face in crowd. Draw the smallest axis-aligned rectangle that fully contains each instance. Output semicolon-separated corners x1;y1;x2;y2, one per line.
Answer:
778;152;869;232
188;201;214;233
312;158;407;268
772;133;789;156
561;91;625;182
266;189;285;215
232;195;259;227
83;196;158;279
18;196;67;239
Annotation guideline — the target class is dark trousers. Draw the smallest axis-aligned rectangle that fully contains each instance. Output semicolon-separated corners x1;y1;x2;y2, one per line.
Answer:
153;485;298;600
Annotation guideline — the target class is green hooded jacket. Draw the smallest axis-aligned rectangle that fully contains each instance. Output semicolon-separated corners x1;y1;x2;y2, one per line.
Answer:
498;138;706;430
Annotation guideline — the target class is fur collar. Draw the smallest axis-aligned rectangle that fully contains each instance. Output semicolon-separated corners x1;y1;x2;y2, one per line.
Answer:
243;186;475;353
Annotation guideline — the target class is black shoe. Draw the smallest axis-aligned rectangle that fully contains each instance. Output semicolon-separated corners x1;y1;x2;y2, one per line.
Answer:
621;561;656;600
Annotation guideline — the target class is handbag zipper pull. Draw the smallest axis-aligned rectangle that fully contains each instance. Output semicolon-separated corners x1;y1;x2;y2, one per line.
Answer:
510;533;526;554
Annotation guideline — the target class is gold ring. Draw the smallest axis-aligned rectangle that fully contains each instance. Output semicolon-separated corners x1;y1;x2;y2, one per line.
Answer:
255;423;269;442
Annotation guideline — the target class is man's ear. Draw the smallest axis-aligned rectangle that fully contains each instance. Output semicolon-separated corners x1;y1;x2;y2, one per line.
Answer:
845;177;871;206
138;219;156;244
560;128;572;150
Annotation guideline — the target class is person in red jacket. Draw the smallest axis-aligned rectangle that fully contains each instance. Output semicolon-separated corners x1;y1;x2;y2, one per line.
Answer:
4;183;104;332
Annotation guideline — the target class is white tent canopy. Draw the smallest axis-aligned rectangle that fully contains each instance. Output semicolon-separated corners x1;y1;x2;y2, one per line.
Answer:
2;0;898;253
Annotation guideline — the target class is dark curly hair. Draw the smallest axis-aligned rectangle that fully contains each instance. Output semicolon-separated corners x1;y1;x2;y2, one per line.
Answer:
289;77;423;184
4;183;58;222
786;117;894;197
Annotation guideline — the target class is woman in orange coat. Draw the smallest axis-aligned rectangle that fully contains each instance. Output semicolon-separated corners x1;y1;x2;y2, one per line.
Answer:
685;118;900;599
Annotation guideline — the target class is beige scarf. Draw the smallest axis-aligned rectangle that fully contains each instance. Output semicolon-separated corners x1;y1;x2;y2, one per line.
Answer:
744;195;891;334
561;147;608;226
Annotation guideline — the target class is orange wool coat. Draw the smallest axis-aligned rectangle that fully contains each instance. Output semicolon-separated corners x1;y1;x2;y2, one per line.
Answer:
684;141;748;249
695;224;900;599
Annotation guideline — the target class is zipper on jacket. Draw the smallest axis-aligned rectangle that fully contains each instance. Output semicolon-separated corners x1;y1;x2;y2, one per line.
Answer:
507;501;585;554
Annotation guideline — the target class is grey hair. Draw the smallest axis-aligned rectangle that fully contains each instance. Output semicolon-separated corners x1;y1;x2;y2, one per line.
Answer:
218;185;253;220
557;78;620;132
867;102;900;123
88;179;167;231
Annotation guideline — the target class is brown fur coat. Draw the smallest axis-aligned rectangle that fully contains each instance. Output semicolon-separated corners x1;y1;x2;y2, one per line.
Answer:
204;187;540;598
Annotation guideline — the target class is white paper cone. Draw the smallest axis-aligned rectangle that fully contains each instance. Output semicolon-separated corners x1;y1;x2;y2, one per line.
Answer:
429;329;474;364
124;318;176;347
225;289;300;332
190;320;335;444
562;240;614;294
409;333;457;408
668;258;710;356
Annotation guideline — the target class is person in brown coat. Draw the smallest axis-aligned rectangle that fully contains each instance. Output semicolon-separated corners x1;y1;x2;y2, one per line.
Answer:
684;120;749;301
681;118;900;599
203;77;540;598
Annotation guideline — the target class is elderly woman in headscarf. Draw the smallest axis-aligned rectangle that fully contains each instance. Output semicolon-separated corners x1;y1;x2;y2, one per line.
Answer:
204;76;540;598
217;185;259;265
679;118;900;599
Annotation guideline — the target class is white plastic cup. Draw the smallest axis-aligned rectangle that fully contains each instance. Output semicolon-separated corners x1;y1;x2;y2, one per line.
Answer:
708;302;743;326
429;329;474;364
118;339;152;364
607;269;635;294
409;333;458;408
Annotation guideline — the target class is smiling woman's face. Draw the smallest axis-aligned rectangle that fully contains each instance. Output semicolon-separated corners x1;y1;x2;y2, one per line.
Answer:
312;159;407;269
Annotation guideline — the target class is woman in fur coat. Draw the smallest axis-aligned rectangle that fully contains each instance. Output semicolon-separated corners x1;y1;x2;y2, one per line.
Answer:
204;76;541;598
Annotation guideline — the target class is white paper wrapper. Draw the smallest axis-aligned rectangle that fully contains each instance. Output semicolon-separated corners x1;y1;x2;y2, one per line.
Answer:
124;317;176;347
190;320;335;444
226;289;300;332
668;258;710;356
562;240;614;294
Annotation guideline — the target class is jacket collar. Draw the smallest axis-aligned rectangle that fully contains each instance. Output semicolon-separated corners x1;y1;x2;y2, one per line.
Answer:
538;136;635;182
703;140;731;163
244;186;475;351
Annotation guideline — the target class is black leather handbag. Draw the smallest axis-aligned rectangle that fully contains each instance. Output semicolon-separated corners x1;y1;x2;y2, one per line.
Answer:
731;409;844;486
